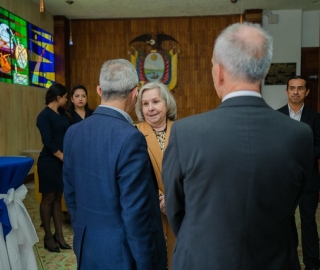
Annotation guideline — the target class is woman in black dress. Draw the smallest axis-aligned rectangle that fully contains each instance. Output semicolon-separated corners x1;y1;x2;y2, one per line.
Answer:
68;84;94;124
36;83;71;252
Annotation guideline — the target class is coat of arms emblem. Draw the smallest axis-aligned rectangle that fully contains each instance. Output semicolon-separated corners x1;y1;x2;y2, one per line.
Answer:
129;33;179;90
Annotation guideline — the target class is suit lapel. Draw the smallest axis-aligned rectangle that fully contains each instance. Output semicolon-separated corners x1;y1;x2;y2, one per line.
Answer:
138;122;163;166
279;105;289;116
279;104;310;123
301;106;311;123
136;121;173;193
164;120;173;149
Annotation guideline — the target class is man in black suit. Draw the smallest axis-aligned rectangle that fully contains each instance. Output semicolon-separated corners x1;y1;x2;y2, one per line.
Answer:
278;75;320;270
162;22;314;270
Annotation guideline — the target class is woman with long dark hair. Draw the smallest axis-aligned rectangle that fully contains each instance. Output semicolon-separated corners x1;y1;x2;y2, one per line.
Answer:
68;84;94;124
36;83;71;252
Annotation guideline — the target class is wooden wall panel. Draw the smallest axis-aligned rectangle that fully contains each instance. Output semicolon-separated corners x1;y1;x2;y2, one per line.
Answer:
0;0;54;156
0;83;46;156
0;9;240;156
244;9;263;24
2;0;53;33
0;2;264;157
69;15;240;121
301;47;320;112
54;16;70;88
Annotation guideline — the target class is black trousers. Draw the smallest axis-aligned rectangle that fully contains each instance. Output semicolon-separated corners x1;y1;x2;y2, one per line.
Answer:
295;190;320;270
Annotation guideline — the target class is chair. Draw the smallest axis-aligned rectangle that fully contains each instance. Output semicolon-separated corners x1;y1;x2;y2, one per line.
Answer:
33;165;68;212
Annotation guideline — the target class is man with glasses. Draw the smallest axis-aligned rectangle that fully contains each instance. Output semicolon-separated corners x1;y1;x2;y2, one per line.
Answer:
278;75;320;270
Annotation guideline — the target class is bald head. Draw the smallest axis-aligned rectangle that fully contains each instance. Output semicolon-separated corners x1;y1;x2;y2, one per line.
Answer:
213;22;273;84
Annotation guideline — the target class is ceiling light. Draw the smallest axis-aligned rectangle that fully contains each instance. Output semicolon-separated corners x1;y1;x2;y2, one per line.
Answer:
66;1;74;46
40;0;45;12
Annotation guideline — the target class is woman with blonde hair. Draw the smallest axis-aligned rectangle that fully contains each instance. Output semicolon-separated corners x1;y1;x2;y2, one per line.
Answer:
135;81;177;269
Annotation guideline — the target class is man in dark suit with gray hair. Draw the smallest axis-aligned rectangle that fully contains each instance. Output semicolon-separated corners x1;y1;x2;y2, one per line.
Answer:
162;22;313;270
63;59;167;270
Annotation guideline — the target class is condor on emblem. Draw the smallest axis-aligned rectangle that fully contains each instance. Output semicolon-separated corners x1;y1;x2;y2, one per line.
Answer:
129;33;179;90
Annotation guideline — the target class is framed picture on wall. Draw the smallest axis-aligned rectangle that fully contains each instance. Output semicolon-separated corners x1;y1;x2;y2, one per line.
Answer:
264;62;296;85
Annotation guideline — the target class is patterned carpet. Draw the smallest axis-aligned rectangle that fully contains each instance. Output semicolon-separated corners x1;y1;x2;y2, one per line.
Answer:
24;182;76;270
23;181;319;269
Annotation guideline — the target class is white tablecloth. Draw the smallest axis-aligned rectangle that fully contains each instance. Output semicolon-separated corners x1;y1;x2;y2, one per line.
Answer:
0;185;38;270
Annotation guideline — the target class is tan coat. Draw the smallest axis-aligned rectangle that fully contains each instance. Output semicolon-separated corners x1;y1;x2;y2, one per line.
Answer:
136;120;175;270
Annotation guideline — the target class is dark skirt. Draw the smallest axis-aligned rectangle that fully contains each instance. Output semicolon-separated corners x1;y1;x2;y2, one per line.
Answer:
37;156;63;193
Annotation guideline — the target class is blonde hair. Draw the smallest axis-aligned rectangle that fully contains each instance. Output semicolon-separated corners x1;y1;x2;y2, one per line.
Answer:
135;82;177;122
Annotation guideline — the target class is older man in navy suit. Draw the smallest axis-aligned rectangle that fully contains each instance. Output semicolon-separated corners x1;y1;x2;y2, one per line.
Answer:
63;59;166;270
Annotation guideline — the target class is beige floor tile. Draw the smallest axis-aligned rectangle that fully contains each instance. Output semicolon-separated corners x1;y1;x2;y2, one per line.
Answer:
24;182;76;270
23;181;320;269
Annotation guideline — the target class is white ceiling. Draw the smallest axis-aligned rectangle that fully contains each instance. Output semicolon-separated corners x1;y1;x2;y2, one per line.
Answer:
31;0;320;20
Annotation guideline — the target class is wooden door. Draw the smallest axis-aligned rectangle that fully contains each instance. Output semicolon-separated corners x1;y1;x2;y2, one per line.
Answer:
301;47;319;112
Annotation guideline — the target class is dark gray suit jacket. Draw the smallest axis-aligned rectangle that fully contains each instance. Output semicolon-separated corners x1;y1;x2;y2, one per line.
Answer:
163;96;313;270
278;104;320;191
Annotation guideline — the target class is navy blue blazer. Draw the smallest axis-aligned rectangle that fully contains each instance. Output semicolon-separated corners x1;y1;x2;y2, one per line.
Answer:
63;106;167;270
278;104;320;191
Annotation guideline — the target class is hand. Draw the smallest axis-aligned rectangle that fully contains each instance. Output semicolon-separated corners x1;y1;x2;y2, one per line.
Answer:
54;150;63;162
159;194;166;215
